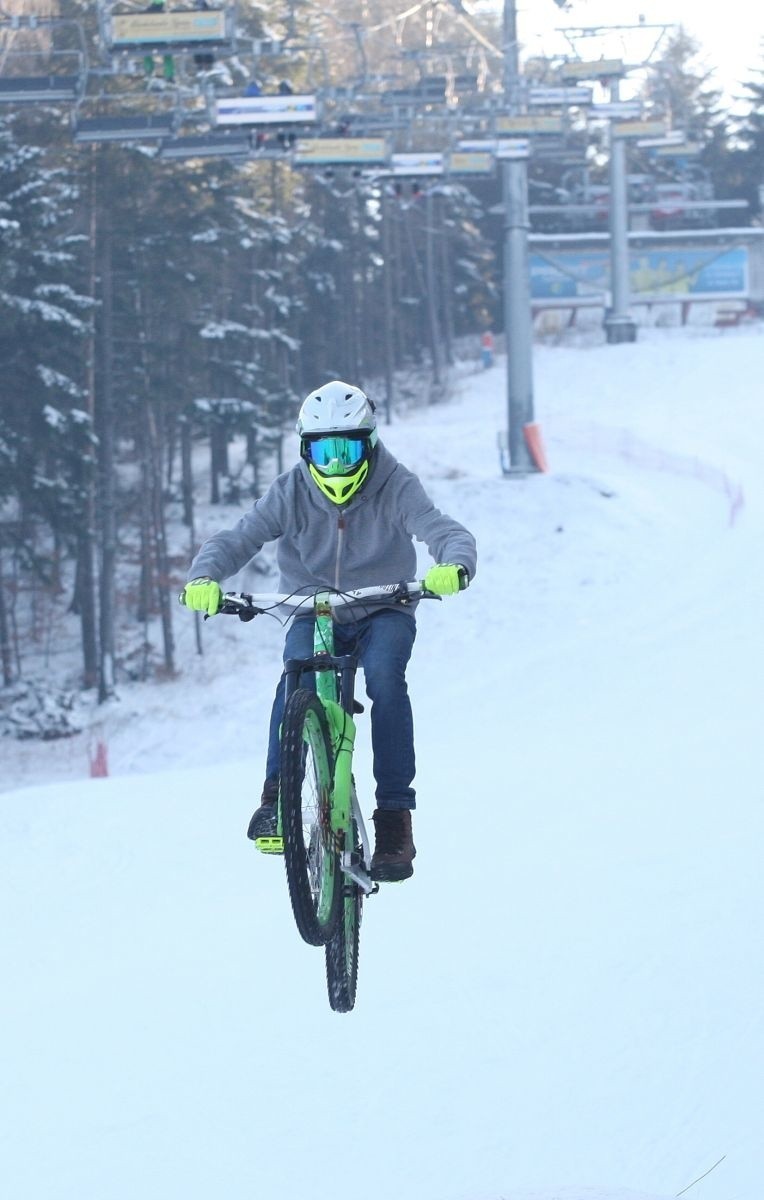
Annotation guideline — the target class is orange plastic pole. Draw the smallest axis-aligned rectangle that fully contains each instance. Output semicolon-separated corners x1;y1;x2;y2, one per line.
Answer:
90;741;109;778
523;422;549;473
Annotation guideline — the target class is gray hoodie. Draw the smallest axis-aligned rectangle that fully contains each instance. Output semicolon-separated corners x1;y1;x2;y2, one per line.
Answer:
188;442;477;619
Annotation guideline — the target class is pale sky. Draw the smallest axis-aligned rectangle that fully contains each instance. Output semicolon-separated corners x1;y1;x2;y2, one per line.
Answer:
492;0;763;106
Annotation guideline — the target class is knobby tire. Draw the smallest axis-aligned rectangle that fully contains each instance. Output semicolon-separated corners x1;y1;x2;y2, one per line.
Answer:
325;814;362;1012
280;689;341;946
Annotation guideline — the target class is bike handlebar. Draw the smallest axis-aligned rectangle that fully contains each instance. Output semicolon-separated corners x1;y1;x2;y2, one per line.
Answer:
215;580;439;621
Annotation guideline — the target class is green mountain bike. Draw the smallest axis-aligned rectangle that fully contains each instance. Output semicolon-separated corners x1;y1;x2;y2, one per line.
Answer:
218;581;437;1012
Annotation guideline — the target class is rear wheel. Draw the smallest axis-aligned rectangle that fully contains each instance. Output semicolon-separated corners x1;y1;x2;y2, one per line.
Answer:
280;689;341;946
325;815;363;1012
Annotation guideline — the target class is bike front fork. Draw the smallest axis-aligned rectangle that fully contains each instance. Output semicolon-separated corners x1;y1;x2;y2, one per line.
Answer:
341;785;378;896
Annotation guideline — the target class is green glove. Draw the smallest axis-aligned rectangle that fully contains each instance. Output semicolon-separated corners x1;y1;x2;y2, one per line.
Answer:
424;564;468;596
179;577;222;616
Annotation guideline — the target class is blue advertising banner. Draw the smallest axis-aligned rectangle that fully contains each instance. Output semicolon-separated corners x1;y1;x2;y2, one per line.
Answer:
529;246;748;301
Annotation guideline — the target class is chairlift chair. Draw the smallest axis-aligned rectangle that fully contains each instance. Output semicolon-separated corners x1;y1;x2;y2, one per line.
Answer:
74;112;176;143
72;85;182;143
381;77;448;108
158;130;250;159
0;48;86;103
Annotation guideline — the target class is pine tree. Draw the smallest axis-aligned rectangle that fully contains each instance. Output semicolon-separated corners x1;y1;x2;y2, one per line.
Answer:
733;48;764;219
0;111;94;682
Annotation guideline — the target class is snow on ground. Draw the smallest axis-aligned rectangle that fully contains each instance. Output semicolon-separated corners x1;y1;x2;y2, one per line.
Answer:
1;324;762;1200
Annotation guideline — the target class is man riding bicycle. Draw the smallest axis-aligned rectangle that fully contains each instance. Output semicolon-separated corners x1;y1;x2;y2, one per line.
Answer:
180;381;476;882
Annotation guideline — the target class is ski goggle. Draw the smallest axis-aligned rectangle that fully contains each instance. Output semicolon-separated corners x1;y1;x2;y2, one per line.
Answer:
304;435;369;472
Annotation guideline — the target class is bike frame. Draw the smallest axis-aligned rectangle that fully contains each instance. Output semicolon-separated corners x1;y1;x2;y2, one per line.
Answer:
293;592;373;891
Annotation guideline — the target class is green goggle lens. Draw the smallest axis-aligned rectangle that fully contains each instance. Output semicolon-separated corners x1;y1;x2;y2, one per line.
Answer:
307;436;367;473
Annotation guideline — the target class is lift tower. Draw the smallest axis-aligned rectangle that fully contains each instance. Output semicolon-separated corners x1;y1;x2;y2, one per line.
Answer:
501;0;535;472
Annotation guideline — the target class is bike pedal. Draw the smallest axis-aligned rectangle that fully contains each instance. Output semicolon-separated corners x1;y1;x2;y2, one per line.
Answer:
255;836;284;855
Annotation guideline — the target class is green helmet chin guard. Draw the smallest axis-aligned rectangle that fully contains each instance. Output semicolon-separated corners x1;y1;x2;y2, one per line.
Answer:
307;457;370;504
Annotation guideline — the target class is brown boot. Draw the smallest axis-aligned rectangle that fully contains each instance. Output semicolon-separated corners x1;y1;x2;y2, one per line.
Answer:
370;809;416;882
247;778;278;840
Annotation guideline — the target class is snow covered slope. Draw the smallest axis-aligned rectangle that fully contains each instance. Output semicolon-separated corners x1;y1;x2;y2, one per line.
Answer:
1;325;762;1200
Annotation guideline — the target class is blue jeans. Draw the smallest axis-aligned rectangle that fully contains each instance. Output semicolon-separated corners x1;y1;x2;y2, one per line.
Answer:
265;609;417;810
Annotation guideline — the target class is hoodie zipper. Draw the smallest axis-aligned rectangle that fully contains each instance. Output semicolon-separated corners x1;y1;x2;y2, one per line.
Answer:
334;513;346;589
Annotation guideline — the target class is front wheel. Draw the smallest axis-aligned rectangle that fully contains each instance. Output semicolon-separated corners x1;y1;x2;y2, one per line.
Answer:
325;816;363;1012
280;689;341;946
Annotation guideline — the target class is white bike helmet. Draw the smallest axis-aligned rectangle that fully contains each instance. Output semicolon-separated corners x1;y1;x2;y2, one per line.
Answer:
297;381;378;504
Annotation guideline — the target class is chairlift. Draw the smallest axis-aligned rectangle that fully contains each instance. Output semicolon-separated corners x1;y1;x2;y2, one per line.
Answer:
251;39;284;58
380;75;448;108
334;113;412;135
159;130;250;159
453;73;479;91
74;112;176;143
0;48;86;104
73;89;180;144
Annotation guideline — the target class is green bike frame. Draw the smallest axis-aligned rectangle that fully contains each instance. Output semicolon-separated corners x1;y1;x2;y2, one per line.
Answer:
313;595;356;848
